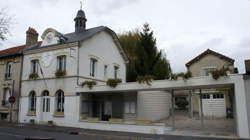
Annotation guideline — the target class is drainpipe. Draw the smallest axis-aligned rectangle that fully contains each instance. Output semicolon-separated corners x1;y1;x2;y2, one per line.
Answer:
17;55;24;123
76;41;81;86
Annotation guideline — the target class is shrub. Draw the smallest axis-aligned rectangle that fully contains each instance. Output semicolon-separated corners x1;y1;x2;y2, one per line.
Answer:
55;70;66;77
106;78;122;88
171;74;178;80
136;75;154;86
210;67;229;80
81;81;96;89
29;73;39;79
171;71;192;80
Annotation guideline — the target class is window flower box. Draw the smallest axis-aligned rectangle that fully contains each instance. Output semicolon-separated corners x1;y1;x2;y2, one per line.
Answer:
55;70;66;77
29;73;39;80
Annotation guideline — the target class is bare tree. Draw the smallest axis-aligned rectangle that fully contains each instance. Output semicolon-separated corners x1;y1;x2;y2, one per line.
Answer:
0;8;12;41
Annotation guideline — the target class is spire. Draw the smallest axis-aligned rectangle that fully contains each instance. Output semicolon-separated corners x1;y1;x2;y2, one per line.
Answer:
74;1;87;33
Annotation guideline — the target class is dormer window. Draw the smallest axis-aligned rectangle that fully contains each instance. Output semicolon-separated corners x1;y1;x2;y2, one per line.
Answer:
5;62;13;80
31;60;39;74
90;58;97;77
57;56;66;71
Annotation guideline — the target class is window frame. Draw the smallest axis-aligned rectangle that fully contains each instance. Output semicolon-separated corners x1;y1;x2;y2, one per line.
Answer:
104;65;108;78
124;101;136;114
6;62;13;79
57;55;66;72
90;58;97;77
203;67;216;76
31;60;39;74
29;91;37;112
114;66;119;79
55;90;64;112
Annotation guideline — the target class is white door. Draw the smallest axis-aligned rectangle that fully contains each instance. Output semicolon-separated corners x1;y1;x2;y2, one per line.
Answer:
41;91;50;122
201;93;226;118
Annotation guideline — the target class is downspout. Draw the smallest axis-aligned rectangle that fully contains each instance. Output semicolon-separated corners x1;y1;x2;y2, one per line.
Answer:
17;54;24;123
77;41;81;86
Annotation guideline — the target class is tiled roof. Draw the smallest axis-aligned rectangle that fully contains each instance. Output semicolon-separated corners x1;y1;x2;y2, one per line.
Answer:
186;49;235;67
0;45;26;58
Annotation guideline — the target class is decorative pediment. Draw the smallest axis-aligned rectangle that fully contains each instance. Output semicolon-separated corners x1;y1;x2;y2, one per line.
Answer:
41;28;67;47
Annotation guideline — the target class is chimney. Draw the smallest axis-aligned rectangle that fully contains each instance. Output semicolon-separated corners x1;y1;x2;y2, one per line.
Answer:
245;60;250;75
26;27;38;47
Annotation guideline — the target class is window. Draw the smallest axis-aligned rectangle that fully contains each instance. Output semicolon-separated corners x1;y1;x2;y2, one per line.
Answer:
57;56;66;71
104;65;108;77
55;90;64;112
31;60;39;74
81;101;89;114
213;93;224;99
124;101;136;114
90;58;97;77
204;68;216;76
42;91;50;112
114;66;119;79
6;62;12;79
29;91;36;111
202;94;210;99
2;88;11;106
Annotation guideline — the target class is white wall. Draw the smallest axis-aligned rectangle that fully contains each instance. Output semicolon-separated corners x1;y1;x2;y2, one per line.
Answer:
19;95;80;126
244;76;250;136
79;31;126;83
22;47;78;80
137;90;171;121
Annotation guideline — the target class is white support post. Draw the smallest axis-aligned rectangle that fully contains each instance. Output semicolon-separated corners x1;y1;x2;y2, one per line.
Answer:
171;90;175;130
189;90;193;118
199;89;204;129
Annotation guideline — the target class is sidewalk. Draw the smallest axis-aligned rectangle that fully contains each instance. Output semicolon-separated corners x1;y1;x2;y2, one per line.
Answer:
0;122;244;140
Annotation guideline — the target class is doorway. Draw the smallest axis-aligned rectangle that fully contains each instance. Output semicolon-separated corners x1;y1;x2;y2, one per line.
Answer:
41;91;50;122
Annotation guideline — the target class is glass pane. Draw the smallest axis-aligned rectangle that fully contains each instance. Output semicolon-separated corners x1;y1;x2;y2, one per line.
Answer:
130;102;136;113
124;102;130;113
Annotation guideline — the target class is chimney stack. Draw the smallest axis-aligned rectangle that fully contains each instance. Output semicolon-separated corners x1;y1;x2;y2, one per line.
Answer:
245;60;250;75
26;27;38;47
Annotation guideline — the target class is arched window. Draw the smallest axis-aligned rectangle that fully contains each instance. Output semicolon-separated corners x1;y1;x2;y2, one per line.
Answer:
55;90;64;112
6;62;13;79
29;91;36;111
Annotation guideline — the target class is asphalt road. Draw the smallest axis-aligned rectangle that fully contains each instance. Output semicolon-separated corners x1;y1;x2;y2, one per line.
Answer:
0;127;110;140
0;124;244;140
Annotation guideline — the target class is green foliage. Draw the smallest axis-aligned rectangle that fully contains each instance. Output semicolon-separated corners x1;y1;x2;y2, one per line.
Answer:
171;71;192;80
29;73;39;80
171;74;178;80
0;8;12;41
118;23;171;82
81;81;97;89
136;75;154;86
106;78;122;88
210;67;229;80
175;98;189;109
55;70;66;77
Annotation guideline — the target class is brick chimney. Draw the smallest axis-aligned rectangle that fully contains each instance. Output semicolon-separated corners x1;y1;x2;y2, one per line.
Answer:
26;27;38;47
245;60;250;75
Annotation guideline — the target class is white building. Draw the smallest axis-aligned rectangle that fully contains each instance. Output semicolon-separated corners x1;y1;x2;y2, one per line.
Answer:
18;7;250;139
19;8;171;128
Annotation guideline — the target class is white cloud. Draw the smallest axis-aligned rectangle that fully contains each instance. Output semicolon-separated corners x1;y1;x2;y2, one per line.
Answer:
0;0;249;73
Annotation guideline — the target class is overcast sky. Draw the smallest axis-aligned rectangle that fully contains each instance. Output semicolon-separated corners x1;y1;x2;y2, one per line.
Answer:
0;0;249;73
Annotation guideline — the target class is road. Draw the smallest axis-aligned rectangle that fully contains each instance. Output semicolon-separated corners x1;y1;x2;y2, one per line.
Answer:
0;126;110;140
0;124;243;140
